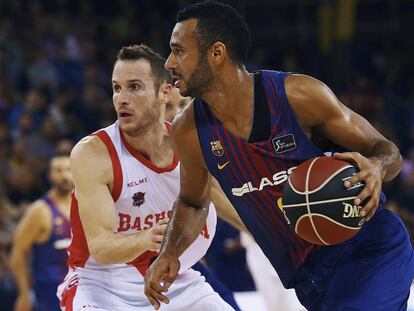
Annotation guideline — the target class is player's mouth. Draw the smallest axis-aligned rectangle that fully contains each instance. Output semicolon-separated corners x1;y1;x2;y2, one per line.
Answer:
118;111;134;120
172;75;183;88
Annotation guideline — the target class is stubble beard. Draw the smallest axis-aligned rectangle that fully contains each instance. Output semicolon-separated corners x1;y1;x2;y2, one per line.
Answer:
120;100;161;137
182;54;214;98
55;183;74;196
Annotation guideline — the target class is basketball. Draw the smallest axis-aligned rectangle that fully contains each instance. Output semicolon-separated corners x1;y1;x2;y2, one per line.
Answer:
282;156;365;245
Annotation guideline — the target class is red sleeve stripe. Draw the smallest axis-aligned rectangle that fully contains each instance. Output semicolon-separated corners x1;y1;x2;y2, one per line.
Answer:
93;131;123;202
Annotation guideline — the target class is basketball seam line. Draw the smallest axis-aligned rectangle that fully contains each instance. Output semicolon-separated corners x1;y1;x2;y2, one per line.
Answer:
283;195;358;208
288;164;354;195
295;213;362;231
305;157;329;245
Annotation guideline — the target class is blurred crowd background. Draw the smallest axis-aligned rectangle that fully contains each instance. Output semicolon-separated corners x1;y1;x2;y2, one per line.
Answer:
0;0;413;309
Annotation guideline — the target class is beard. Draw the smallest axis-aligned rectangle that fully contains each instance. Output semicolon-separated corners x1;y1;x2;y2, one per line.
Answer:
55;182;74;196
119;99;161;137
181;53;214;98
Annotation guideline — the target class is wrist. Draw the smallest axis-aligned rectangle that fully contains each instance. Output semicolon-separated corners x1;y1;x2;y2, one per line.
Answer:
159;245;179;259
369;156;387;180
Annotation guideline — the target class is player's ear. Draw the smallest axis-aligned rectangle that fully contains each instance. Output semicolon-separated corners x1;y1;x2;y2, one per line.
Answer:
209;42;226;66
158;83;172;105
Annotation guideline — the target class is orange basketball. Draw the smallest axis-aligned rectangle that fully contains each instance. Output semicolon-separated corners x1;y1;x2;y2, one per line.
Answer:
282;156;365;245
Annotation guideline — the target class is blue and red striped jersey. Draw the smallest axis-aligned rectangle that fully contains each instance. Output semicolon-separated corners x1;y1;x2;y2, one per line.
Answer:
32;195;71;285
194;70;324;287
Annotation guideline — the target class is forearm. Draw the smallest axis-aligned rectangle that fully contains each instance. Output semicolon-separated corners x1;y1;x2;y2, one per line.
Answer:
370;139;403;182
9;250;31;295
211;187;249;233
89;230;150;264
160;198;208;257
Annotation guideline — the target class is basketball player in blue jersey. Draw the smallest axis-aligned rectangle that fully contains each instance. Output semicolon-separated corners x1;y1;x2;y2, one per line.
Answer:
10;152;72;311
145;1;414;310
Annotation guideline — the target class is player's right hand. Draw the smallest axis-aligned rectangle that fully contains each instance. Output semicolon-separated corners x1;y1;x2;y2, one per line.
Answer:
144;220;169;251
144;253;180;310
14;293;32;311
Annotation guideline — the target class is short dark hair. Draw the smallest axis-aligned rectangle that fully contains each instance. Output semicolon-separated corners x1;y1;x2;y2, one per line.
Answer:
177;1;251;66
116;44;172;91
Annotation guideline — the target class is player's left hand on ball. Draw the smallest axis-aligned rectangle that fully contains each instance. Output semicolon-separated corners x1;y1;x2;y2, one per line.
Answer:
334;152;385;221
144;254;180;310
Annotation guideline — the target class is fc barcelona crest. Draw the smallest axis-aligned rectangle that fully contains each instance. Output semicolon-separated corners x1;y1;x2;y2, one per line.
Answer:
210;140;224;157
132;192;145;207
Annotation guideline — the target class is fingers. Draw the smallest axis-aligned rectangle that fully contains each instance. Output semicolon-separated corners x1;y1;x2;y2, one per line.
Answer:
145;269;170;310
153;223;168;236
333;152;362;167
359;180;381;221
157;218;170;225
164;262;179;289
345;173;380;220
335;153;382;221
145;285;170;308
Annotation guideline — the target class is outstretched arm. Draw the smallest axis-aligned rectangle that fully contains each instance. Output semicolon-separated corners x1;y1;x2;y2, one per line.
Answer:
71;136;167;264
286;74;402;221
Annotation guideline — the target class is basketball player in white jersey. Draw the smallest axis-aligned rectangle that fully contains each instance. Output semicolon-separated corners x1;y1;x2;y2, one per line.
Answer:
57;44;233;311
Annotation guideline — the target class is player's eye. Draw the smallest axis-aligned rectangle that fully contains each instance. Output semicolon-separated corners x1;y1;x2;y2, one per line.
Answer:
173;48;183;56
130;84;141;91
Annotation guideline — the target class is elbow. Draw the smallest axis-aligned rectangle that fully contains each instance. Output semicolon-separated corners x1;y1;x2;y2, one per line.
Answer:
89;247;111;264
392;153;404;181
88;239;113;264
9;249;23;273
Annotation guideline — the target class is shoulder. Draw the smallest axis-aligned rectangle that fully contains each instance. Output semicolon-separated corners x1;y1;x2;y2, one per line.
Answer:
285;74;334;103
20;199;51;229
71;135;112;185
71;135;107;160
284;74;342;127
171;100;198;146
172;99;196;133
171;100;205;165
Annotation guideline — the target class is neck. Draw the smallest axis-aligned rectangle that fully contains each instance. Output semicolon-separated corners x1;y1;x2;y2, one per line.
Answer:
203;66;253;121
48;188;72;217
122;121;172;165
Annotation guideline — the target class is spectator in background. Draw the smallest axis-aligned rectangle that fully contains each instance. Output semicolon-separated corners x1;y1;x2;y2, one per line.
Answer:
26;48;58;98
0;249;17;311
340;74;385;122
165;86;191;123
8;89;48;132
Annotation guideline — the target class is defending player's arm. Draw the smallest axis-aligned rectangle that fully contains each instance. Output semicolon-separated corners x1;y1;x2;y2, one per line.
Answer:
71;136;167;264
144;105;210;309
210;178;249;233
285;74;403;221
10;201;50;311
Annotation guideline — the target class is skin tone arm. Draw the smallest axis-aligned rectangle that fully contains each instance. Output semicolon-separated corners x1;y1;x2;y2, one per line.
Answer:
145;105;211;309
210;178;249;233
10;202;51;311
71;136;167;265
285;74;403;221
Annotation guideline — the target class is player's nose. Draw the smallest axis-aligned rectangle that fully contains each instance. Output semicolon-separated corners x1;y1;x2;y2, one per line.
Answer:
165;53;176;70
115;89;131;106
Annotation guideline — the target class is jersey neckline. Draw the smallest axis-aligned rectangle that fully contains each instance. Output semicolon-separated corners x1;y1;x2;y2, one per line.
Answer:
119;126;179;174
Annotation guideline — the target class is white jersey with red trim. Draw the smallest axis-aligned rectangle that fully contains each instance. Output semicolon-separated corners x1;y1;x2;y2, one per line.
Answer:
66;121;216;283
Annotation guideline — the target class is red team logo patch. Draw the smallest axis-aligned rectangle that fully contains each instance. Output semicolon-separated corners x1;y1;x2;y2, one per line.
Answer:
132;192;145;207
